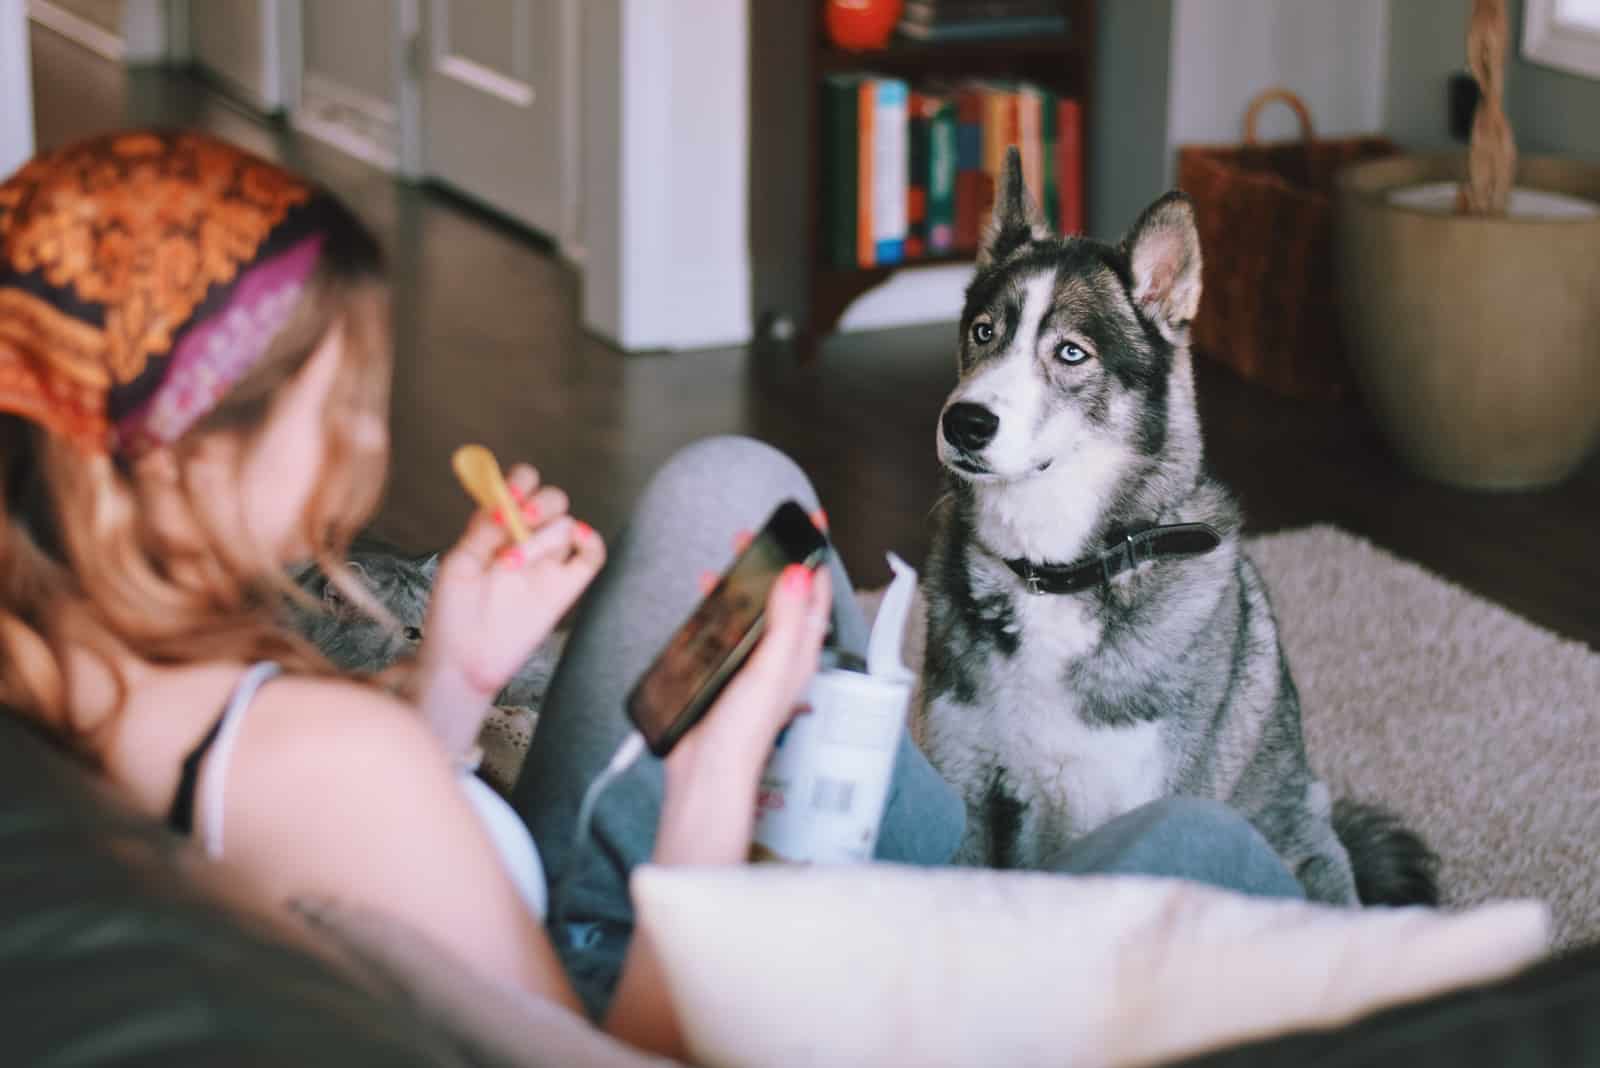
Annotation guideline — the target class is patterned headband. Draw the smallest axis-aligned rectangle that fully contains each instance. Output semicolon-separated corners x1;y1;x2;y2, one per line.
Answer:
0;131;332;457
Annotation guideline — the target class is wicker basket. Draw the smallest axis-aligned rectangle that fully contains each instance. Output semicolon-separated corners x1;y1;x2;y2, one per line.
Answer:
1177;89;1398;400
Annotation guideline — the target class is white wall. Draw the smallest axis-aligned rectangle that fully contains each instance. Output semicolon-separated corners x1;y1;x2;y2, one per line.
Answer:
0;0;33;178
581;0;752;352
1167;0;1390;179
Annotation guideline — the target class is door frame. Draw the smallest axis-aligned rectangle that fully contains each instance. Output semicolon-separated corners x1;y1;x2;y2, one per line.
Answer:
1;0;33;177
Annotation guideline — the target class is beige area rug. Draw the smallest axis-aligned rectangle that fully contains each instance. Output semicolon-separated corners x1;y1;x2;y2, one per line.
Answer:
1246;526;1600;949
483;525;1600;948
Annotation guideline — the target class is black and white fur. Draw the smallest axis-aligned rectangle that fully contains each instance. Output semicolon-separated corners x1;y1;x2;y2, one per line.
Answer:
920;150;1436;906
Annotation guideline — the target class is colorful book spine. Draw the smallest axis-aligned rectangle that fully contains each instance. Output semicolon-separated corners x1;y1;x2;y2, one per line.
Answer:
906;91;933;260
857;80;875;267
1041;86;1060;233
980;84;1018;223
821;75;859;268
953;86;984;251
868;78;909;266
927;98;958;253
1017;85;1046;215
1056;97;1083;235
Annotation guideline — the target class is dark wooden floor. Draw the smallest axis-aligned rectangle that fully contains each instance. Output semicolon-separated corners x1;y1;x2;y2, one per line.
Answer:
28;25;1600;648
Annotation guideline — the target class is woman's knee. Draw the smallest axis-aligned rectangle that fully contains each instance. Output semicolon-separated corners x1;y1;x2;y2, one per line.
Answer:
643;435;819;514
655;435;810;492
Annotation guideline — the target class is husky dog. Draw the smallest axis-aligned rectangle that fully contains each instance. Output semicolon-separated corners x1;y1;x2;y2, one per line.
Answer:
288;538;558;708
919;150;1435;906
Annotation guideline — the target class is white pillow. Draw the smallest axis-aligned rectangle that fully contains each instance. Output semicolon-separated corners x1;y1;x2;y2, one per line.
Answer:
631;864;1548;1068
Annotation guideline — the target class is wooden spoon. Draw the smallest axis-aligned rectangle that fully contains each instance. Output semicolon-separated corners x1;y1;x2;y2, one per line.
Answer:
451;444;531;543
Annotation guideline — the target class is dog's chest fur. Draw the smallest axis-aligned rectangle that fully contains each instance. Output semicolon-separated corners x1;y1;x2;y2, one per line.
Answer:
922;545;1175;866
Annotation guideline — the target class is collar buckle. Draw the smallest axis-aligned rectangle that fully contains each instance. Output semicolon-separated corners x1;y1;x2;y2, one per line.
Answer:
1024;566;1044;596
1101;534;1137;585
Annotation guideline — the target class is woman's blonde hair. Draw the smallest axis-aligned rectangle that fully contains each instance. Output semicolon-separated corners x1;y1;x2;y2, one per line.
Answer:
0;202;392;758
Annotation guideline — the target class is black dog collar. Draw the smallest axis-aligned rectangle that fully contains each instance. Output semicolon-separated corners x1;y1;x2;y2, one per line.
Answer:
1005;523;1223;596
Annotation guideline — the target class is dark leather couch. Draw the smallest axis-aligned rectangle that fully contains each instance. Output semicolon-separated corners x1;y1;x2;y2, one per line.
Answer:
4;706;1597;1067
0;711;480;1066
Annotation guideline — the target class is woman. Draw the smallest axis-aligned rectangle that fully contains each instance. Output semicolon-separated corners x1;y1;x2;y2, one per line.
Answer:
0;132;1301;1060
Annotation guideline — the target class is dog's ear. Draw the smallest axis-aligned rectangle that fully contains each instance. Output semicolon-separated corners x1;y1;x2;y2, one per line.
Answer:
979;147;1048;269
1122;192;1202;338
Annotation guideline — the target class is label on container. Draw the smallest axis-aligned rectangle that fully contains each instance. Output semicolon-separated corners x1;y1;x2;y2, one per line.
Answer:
750;667;907;864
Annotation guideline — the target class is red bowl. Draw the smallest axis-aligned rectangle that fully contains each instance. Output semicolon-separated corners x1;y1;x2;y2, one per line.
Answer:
824;0;904;51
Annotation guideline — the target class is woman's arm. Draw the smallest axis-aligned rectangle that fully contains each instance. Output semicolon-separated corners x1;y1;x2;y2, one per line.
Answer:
219;678;587;1015
604;564;834;1057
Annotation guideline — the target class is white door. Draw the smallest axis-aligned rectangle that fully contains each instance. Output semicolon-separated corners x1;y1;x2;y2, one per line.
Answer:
421;0;573;240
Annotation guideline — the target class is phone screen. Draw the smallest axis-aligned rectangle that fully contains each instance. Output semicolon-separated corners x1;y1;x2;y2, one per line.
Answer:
626;501;828;756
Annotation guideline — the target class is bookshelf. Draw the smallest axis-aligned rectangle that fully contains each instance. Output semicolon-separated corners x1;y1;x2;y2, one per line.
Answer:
749;0;1096;359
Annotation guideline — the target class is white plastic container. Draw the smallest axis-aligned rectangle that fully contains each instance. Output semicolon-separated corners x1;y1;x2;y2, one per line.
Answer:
751;554;917;864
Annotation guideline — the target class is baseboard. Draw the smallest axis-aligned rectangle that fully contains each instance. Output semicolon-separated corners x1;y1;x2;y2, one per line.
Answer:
26;0;123;61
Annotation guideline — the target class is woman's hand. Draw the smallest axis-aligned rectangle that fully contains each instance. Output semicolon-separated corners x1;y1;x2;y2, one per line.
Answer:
652;560;833;866
607;524;833;1057
414;464;606;755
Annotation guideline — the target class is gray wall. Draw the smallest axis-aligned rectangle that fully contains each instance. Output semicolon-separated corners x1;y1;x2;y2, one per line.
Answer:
1387;0;1600;160
1090;0;1173;239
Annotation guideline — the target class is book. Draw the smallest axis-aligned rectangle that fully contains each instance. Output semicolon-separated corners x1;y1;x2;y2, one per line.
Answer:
903;0;1067;22
927;97;958;253
897;15;1069;40
906;91;935;260
1017;84;1047;215
820;75;860;268
953;84;984;251
1041;85;1059;232
857;80;874;266
866;78;909;266
980;83;1018;225
1056;96;1083;235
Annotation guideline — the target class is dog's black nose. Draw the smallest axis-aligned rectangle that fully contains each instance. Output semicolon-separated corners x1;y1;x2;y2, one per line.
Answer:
942;403;999;452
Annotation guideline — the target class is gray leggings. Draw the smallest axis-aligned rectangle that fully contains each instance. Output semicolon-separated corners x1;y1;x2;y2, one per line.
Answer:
510;436;1301;1018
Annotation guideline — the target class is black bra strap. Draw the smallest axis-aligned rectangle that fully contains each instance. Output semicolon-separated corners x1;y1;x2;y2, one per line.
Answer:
167;712;227;835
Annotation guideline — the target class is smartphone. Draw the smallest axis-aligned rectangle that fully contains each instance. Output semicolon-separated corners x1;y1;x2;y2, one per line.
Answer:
626;500;829;757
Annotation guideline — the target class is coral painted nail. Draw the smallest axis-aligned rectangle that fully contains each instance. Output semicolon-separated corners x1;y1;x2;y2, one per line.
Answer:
500;546;525;569
781;564;811;594
811;508;829;532
521;498;541;523
574;520;594;542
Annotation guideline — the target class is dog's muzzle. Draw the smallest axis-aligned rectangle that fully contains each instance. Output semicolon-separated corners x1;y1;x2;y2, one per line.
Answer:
942;403;999;454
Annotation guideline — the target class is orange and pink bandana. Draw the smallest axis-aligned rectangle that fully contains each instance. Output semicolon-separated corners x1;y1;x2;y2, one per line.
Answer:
0;130;332;456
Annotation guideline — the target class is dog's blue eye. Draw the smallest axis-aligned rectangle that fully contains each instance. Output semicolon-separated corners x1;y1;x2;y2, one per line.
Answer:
971;321;994;344
1057;342;1088;365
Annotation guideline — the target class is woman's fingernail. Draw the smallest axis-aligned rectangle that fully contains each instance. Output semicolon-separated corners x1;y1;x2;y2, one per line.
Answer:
781;564;811;595
811;508;829;533
574;520;594;542
521;498;540;523
492;507;506;527
499;546;525;569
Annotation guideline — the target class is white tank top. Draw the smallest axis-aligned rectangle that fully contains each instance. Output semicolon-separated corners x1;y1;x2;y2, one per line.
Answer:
194;661;547;919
